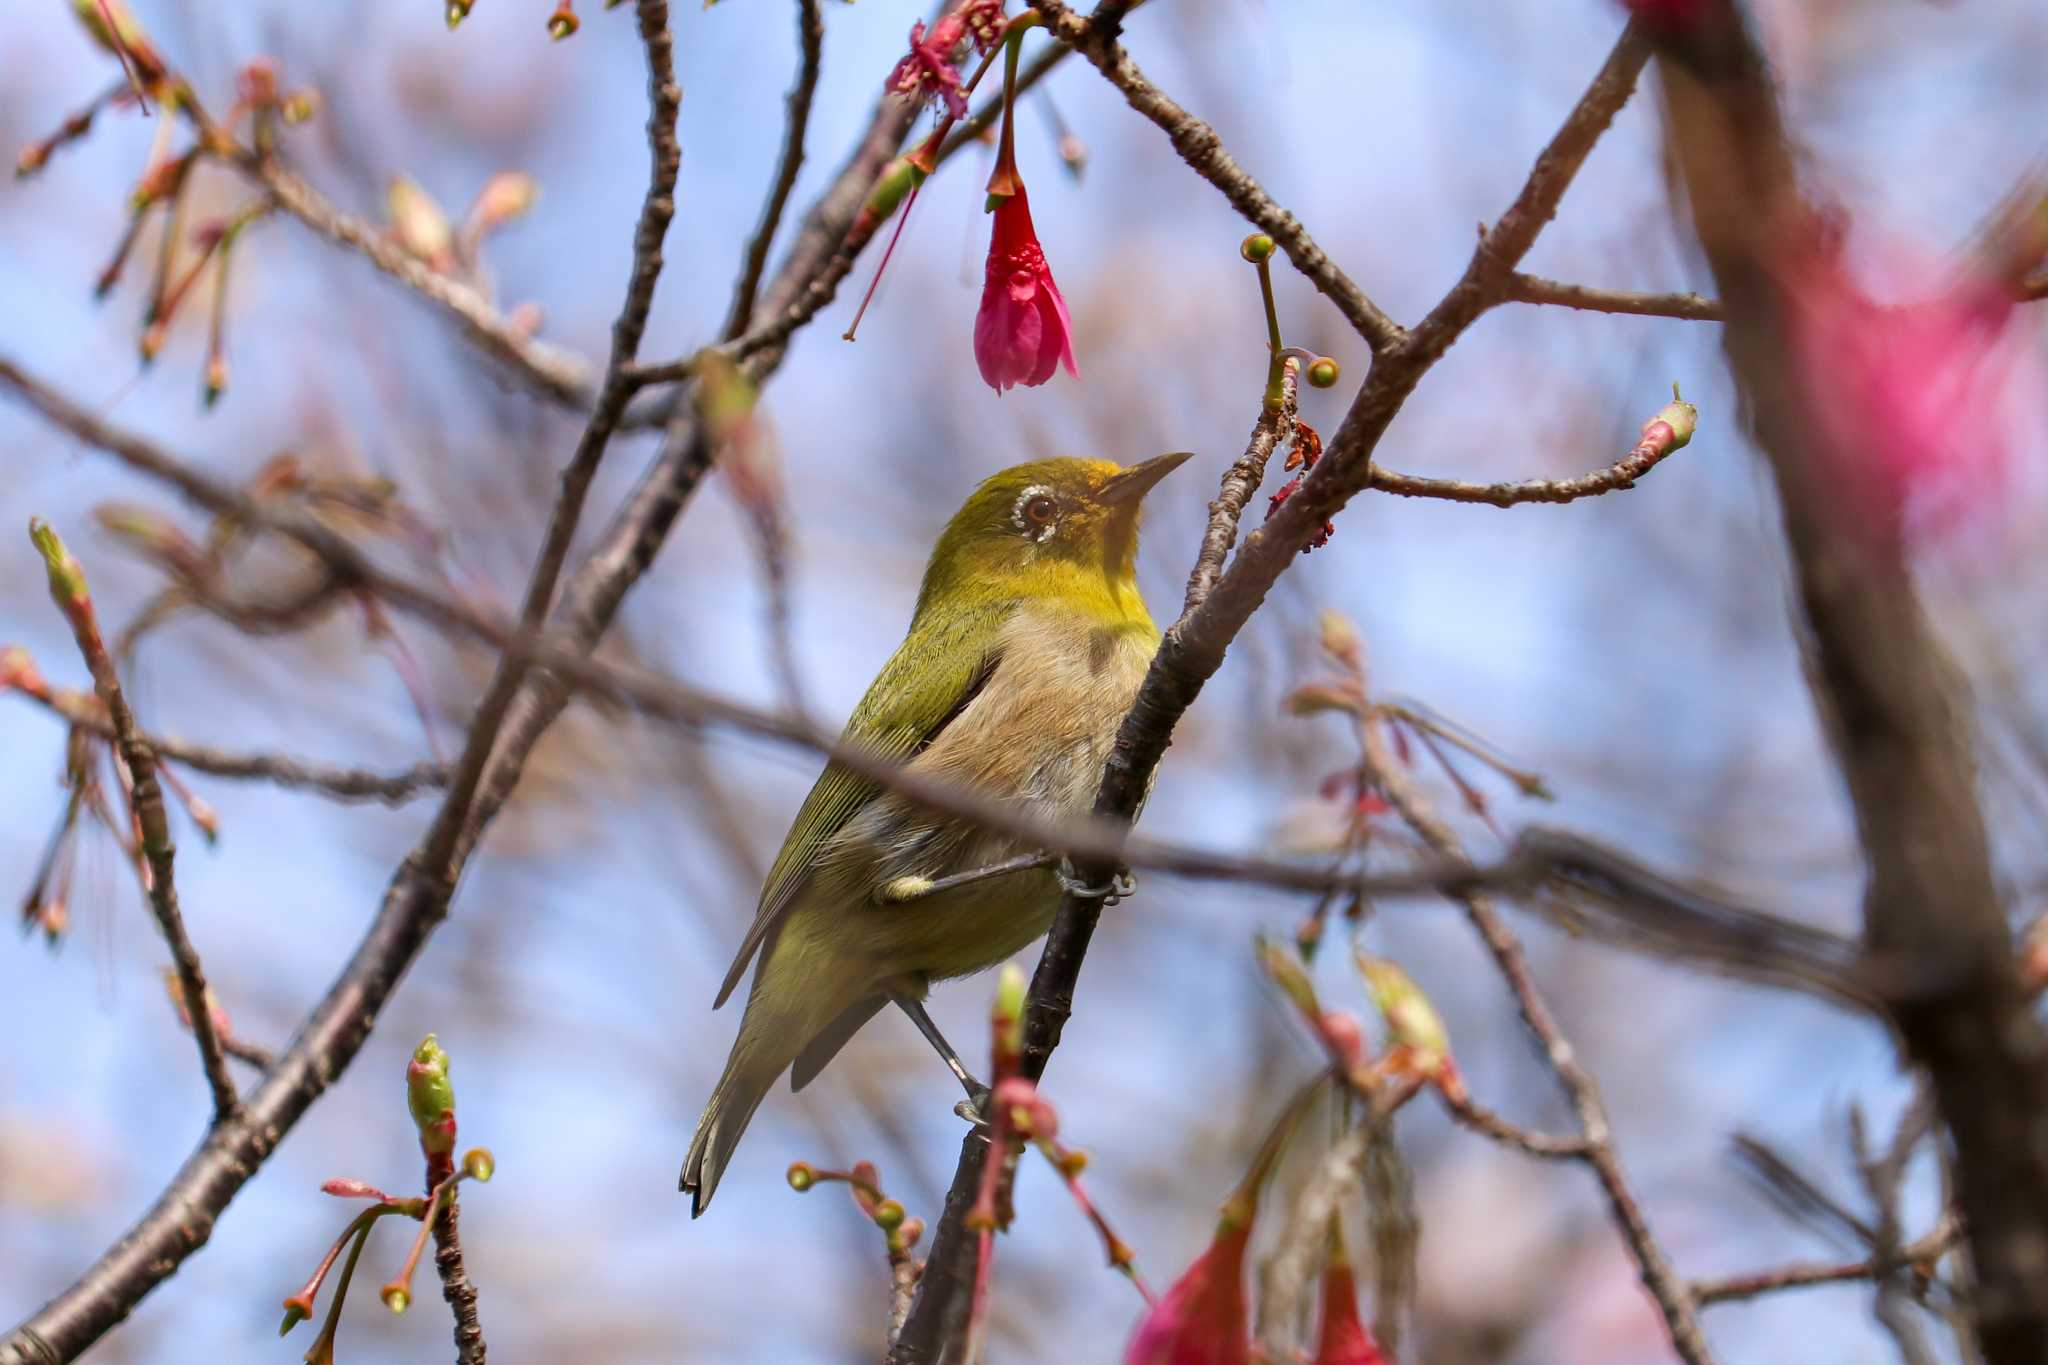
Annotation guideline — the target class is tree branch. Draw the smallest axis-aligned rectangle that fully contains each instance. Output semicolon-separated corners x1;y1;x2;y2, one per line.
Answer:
31;527;240;1124
7;671;445;803
1507;271;1726;320
722;0;824;340
1026;0;1405;353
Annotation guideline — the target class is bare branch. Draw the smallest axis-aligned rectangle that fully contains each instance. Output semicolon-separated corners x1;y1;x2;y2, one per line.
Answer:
32;528;240;1124
431;1192;487;1365
1693;1223;1960;1306
1183;371;1295;614
8;679;444;803
1507;271;1726;321
1026;0;1406;353
1440;1090;1594;1161
242;158;593;407
723;0;824;339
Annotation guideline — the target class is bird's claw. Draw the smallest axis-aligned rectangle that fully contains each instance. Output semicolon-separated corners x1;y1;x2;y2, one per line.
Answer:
954;1083;993;1127
1057;860;1136;906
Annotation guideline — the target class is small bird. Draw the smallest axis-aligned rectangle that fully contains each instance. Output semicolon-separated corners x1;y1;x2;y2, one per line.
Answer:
682;452;1190;1214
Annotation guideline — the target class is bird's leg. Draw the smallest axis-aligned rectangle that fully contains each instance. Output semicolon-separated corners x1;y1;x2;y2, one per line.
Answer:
1056;859;1136;905
890;993;990;1122
874;850;1060;905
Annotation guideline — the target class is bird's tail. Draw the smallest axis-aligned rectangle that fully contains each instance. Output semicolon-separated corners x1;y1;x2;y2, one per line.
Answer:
682;967;838;1216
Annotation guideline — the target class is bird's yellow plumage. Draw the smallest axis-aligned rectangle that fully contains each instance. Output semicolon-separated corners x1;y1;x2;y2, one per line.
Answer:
681;453;1188;1214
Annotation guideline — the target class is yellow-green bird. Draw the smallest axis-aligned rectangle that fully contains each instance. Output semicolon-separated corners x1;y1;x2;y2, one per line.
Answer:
682;452;1189;1214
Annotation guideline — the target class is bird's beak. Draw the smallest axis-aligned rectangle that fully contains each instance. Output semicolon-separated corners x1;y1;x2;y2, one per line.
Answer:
1098;450;1193;507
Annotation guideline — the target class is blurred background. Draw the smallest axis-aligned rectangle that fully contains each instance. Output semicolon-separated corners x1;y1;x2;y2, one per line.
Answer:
4;0;2046;1360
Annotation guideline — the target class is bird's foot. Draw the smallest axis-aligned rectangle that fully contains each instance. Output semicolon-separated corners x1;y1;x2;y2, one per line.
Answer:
1057;860;1136;906
953;1081;993;1127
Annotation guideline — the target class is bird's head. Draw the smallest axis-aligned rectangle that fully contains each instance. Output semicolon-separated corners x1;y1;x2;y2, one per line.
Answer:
914;453;1192;618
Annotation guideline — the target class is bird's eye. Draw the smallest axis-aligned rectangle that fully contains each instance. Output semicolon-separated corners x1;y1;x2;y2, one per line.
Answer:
1011;485;1059;541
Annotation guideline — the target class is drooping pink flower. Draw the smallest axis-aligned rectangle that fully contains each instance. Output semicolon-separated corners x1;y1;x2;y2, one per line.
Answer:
1124;1217;1251;1365
886;18;969;120
975;186;1079;392
1314;1246;1389;1365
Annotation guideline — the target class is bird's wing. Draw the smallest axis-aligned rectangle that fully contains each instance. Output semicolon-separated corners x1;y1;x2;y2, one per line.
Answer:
711;603;1007;1008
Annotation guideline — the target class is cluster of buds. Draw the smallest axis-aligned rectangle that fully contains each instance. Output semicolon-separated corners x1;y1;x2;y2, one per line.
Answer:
786;1159;927;1282
384;169;541;318
281;1036;495;1362
16;4;319;406
1237;234;1343;549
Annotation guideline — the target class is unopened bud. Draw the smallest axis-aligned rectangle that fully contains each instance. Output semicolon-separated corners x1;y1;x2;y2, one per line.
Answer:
470;172;539;233
786;1160;816;1191
405;1034;457;1156
382;1286;409;1314
202;355;228;408
548;2;579;39
873;1199;906;1230
1317;608;1361;670
899;1216;925;1247
1283;681;1364;718
1355;952;1451;1073
1240;233;1275;263
1058;1148;1088;1178
446;0;472;28
1319;1009;1365;1070
1307;356;1340;389
1258;937;1319;1014
1643;381;1698;451
321;1178;387;1200
29;519;90;610
237;59;280;108
278;1300;310;1336
281;90;321;125
386;176;453;268
462;1147;495;1182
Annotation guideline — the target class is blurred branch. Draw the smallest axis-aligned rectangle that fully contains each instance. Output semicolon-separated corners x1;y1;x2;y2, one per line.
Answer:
32;525;241;1125
722;0;824;339
1025;0;1405;353
1439;1090;1593;1161
1358;706;1713;1363
1693;1223;1960;1306
1507;271;1726;320
937;39;1071;163
9;679;445;802
1640;8;2048;1358
243;158;592;407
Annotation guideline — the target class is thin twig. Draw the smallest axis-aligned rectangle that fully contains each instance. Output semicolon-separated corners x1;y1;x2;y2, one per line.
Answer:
236;157;591;407
1440;1090;1593;1160
431;1190;487;1365
723;0;823;339
34;531;240;1124
1507;271;1725;321
1693;1222;1960;1306
10;680;445;803
1184;370;1294;614
1366;429;1685;507
1026;0;1405;353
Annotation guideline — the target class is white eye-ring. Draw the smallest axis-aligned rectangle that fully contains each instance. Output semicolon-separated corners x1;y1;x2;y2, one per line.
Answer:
1011;485;1059;543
